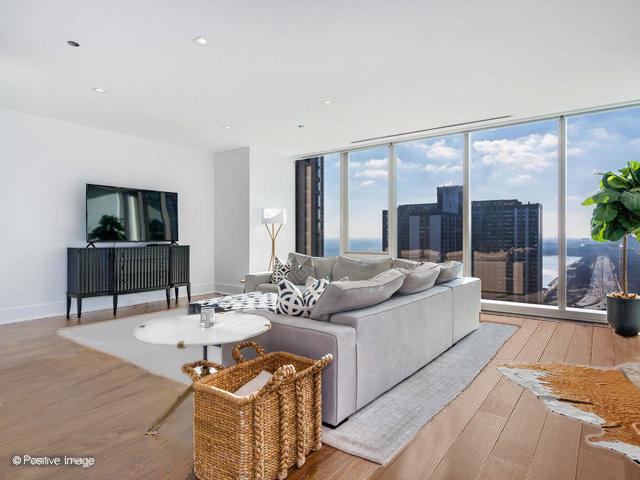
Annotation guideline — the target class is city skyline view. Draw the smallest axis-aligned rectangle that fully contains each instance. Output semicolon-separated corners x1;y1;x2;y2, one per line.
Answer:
295;105;640;311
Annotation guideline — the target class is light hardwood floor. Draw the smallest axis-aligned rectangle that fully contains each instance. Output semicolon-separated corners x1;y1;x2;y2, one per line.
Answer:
1;298;639;479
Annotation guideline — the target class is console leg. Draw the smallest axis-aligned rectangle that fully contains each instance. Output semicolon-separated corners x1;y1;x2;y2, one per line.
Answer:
113;295;118;316
187;284;191;302
165;288;170;309
77;298;82;320
174;287;179;304
66;296;71;319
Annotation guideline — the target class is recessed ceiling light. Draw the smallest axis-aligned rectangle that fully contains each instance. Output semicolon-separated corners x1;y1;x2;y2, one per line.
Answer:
92;87;106;94
192;36;208;46
297;124;305;129
222;125;232;129
322;100;332;104
67;40;80;47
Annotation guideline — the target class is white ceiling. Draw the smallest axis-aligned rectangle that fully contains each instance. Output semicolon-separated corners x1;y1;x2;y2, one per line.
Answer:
1;0;639;156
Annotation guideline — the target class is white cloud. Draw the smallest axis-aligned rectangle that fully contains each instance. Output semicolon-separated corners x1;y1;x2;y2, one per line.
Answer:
629;137;640;147
472;133;557;171
397;157;420;170
587;127;614;141
350;158;387;169
567;147;583;156
355;169;388;179
409;139;460;161
507;174;532;185
357;180;375;188
422;163;462;173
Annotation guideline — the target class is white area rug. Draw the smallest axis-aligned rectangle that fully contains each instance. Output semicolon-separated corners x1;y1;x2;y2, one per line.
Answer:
58;309;221;385
321;322;517;464
59;314;516;465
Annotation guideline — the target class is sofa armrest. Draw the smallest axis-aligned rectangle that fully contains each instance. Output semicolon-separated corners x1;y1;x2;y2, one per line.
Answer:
244;271;273;292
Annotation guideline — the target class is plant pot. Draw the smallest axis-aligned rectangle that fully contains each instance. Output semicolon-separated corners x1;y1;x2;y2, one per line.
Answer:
606;295;640;337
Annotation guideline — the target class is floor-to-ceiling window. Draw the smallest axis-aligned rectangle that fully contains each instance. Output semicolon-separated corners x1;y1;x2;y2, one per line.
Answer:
566;106;640;310
394;135;463;262
294;103;640;320
470;120;558;305
347;147;389;253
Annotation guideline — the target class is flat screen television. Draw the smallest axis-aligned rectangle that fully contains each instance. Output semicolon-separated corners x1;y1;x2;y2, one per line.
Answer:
86;184;178;243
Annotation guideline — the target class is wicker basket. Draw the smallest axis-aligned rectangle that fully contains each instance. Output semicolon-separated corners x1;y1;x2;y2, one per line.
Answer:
188;341;333;480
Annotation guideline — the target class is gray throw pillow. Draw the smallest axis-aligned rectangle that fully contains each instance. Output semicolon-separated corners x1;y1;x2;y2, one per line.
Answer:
312;256;338;280
331;256;394;281
397;264;441;295
310;269;406;321
436;261;463;283
287;253;316;285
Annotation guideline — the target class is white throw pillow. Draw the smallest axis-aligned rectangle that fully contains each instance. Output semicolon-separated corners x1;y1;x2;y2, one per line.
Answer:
233;370;273;396
303;276;330;311
275;278;308;316
271;257;291;283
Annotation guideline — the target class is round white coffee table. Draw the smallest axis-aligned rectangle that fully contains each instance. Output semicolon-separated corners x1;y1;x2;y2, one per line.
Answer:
134;311;271;435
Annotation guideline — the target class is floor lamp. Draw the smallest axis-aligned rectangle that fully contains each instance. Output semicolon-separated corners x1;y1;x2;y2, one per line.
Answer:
262;208;287;270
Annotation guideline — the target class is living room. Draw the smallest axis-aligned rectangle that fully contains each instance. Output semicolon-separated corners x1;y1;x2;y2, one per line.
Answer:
1;1;639;479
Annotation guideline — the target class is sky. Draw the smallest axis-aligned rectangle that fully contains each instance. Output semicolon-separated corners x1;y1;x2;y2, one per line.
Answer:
322;105;640;243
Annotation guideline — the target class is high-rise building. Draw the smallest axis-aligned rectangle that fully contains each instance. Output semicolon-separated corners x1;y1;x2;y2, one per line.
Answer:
383;187;542;300
295;157;324;256
383;185;463;262
471;199;542;301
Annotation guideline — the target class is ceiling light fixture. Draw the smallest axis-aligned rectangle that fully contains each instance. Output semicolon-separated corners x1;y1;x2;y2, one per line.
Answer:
222;125;232;129
67;40;80;47
92;87;106;94
192;36;209;45
297;124;305;129
322;100;332;104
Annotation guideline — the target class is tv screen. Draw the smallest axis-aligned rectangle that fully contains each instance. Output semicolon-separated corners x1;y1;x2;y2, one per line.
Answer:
86;184;178;243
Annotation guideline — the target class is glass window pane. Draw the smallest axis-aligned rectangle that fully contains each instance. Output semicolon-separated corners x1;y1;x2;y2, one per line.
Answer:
348;147;389;252
393;135;463;262
566;106;640;310
471;120;558;305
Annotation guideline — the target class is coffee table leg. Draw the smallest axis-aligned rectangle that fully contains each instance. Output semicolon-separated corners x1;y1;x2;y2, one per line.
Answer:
145;384;194;436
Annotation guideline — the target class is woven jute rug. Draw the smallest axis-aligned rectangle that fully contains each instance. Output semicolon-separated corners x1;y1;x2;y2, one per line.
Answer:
498;362;640;464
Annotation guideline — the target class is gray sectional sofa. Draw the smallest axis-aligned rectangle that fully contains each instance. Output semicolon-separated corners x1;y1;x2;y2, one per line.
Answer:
224;255;481;427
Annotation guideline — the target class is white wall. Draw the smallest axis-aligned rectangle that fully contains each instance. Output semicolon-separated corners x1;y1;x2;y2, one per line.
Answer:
213;147;295;293
214;147;250;293
0;108;215;324
249;148;295;273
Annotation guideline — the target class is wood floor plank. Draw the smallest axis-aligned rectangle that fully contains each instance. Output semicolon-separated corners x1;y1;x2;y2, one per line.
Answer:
591;326;616;367
564;324;593;365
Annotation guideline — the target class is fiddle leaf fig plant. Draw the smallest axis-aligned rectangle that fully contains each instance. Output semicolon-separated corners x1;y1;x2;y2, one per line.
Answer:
583;161;640;298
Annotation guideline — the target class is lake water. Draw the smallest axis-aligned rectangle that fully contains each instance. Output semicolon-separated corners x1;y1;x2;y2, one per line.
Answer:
324;238;579;288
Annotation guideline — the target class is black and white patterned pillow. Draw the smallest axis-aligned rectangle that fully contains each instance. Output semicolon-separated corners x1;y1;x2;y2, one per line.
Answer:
271;257;291;284
275;278;308;317
303;276;330;311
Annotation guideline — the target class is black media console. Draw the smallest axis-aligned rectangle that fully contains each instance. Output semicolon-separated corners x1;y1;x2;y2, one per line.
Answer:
66;245;190;319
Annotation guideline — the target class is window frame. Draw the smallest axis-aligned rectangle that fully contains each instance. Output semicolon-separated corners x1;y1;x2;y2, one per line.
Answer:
294;100;640;324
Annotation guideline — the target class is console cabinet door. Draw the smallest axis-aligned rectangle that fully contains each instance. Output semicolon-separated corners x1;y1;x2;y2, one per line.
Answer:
113;247;169;292
67;248;113;295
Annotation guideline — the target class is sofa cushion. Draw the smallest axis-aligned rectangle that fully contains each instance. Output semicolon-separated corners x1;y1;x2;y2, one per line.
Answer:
274;278;308;316
270;257;291;283
392;258;422;270
397;264;441;295
436;260;463;283
313;256;338;280
310;269;406;321
287;253;316;285
331;256;394;281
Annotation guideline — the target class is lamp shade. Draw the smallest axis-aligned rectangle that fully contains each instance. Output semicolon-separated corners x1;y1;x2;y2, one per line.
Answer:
261;208;287;224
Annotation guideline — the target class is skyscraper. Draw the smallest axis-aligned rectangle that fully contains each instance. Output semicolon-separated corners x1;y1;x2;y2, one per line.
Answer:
295;157;324;256
383;186;543;301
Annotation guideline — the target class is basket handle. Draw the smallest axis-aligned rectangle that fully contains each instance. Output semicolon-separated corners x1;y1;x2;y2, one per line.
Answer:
181;360;224;382
261;364;297;394
232;341;267;364
309;354;333;375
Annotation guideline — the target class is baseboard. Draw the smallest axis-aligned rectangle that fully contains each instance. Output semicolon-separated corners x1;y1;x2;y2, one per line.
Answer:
0;282;216;325
214;282;244;295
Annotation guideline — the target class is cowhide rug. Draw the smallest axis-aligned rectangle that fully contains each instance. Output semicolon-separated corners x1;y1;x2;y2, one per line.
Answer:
498;362;640;464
